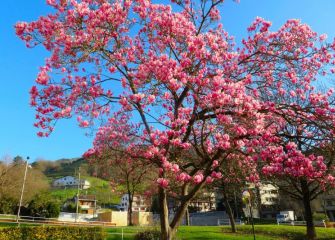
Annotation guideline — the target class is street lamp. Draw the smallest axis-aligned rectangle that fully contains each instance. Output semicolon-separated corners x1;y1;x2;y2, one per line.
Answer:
16;156;30;223
75;167;81;223
242;190;256;240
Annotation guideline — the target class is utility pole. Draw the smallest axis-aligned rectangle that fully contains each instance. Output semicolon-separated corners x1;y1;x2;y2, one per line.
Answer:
242;190;256;240
17;156;30;223
75;167;81;223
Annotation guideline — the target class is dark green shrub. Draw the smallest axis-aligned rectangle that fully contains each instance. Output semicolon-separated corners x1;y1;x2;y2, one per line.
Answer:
27;192;61;218
0;226;106;240
0;196;17;214
64;202;80;213
313;213;328;221
134;230;161;240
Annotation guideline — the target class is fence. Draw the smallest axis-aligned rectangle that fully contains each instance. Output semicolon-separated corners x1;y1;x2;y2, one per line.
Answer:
277;220;327;228
217;219;244;226
58;212;97;222
0;213;115;227
106;227;150;240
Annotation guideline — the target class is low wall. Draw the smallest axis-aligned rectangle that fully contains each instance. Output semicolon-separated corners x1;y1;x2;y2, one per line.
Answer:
132;212;153;226
98;211;128;226
153;211;228;226
325;222;335;228
58;212;96;222
98;211;154;226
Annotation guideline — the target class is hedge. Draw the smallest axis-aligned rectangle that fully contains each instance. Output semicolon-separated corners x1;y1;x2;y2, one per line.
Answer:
0;226;106;240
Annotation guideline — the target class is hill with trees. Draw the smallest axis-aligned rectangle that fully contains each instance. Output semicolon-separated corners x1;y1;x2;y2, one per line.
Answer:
32;157;122;206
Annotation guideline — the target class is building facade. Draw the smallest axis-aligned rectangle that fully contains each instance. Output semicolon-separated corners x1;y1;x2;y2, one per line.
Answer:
52;176;90;189
247;182;279;219
324;195;335;221
188;192;216;212
119;194;150;212
259;183;279;206
75;195;97;215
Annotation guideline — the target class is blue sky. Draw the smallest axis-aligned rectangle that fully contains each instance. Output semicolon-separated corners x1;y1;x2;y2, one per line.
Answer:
1;0;335;162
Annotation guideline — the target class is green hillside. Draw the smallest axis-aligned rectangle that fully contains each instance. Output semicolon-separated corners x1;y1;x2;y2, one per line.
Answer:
49;176;121;205
32;158;122;206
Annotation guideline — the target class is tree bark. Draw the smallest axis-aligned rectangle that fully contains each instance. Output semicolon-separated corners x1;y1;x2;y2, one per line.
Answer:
158;188;192;240
301;180;316;240
158;180;204;239
223;192;236;233
183;184;190;226
128;192;133;226
159;187;174;240
185;207;190;226
255;185;262;218
170;200;190;229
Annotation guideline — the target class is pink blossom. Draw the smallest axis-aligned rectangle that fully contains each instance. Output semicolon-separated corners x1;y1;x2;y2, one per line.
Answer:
206;176;214;184
211;171;222;179
177;172;191;182
212;160;219;167
79;120;89;127
36;70;49;85
108;66;116;73
193;174;204;184
157;178;169;188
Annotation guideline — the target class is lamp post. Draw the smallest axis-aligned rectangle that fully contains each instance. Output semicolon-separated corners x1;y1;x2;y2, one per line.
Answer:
16;156;30;223
242;190;256;240
75;167;81;223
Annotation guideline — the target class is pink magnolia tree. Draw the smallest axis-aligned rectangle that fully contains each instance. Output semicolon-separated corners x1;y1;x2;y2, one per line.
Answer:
238;18;335;239
84;114;155;225
16;0;335;239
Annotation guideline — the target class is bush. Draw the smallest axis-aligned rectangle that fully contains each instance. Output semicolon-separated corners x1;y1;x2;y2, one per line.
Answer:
0;196;16;214
313;213;328;221
64;202;81;213
0;226;106;240
27;192;61;218
134;230;161;240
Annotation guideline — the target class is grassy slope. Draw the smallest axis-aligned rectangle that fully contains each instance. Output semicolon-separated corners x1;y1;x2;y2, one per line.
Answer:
50;176;121;205
43;158;122;205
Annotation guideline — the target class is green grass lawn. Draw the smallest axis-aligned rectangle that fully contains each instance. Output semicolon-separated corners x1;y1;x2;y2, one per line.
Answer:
106;225;335;240
0;223;334;239
106;226;279;240
222;225;335;240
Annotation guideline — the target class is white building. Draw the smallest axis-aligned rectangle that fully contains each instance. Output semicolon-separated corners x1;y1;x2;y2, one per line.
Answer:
244;182;279;219
189;192;216;212
52;176;90;189
247;182;279;205
324;196;335;221
259;183;279;206
119;194;150;212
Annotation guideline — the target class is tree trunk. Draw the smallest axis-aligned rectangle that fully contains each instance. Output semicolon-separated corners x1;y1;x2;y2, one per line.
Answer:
255;185;262;218
183;184;190;226
159;187;174;240
128;193;133;226
185;207;190;226
301;180;316;240
158;180;203;239
158;188;192;239
223;193;236;233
